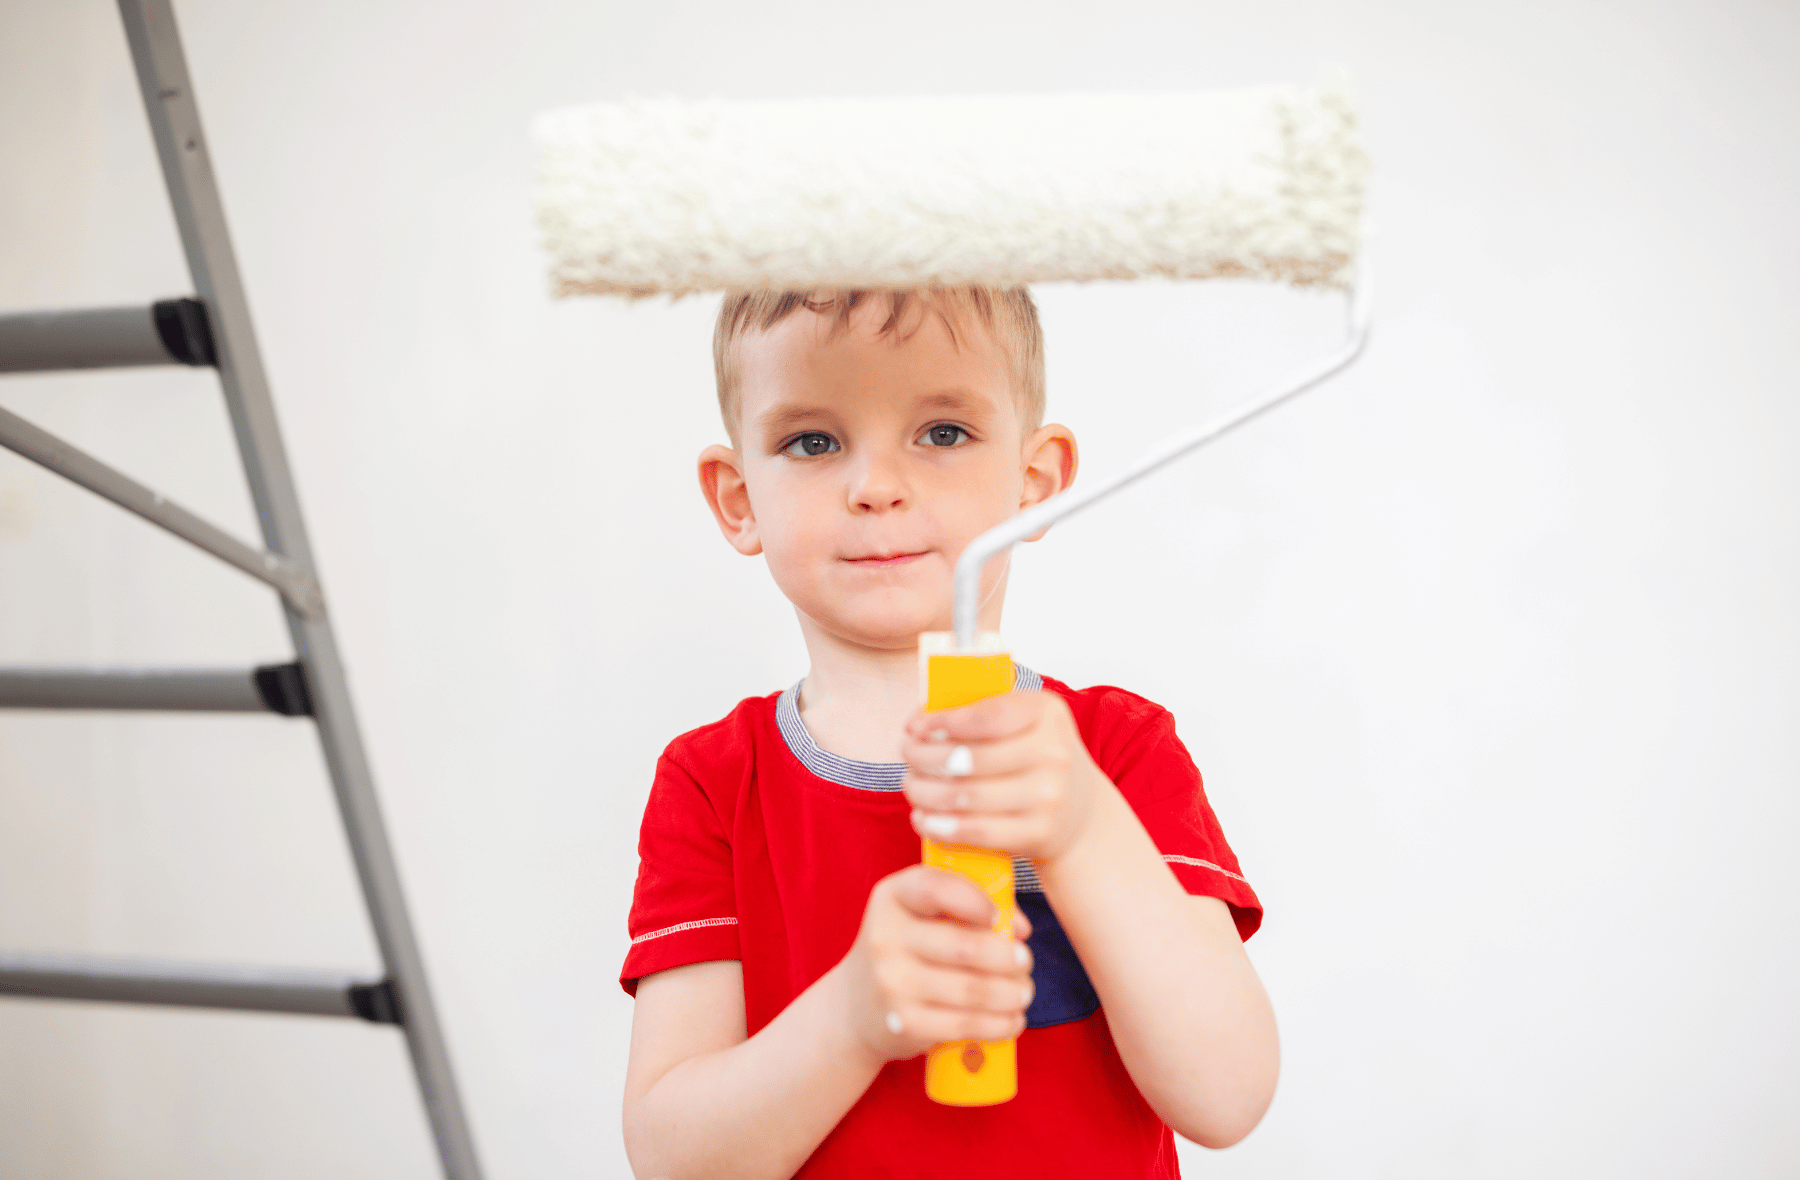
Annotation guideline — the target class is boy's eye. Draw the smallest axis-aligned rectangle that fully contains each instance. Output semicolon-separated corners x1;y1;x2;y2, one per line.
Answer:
780;432;839;458
920;424;969;448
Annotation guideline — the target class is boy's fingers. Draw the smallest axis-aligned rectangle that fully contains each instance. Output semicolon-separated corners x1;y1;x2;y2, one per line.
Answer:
910;808;1048;856
893;866;998;928
903;770;1055;816
905;693;1045;743
900;730;1052;786
909;921;1030;978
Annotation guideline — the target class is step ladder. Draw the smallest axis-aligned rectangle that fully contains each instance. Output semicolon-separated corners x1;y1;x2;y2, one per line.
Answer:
0;3;483;1176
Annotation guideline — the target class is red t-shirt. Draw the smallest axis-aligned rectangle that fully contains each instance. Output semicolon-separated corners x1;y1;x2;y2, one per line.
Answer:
621;673;1262;1179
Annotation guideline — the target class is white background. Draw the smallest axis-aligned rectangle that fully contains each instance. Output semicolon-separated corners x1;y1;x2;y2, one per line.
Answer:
2;0;1796;1176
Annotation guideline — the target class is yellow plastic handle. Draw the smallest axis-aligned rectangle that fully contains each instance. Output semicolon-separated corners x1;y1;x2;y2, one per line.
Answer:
920;644;1019;1106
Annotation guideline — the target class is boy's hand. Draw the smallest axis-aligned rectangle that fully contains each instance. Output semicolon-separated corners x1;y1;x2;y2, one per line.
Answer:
840;865;1035;1064
900;692;1110;866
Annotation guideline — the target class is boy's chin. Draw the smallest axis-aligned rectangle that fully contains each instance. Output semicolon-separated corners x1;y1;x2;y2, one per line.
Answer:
810;605;950;652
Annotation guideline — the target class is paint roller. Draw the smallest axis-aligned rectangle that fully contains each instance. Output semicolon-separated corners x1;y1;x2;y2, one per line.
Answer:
534;73;1371;1106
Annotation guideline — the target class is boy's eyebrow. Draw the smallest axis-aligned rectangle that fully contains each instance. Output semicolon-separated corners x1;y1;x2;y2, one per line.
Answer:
913;388;993;417
753;403;837;437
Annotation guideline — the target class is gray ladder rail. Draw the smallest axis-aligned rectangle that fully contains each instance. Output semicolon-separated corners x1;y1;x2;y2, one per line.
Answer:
115;1;484;1173
0;952;402;1024
0;3;486;1176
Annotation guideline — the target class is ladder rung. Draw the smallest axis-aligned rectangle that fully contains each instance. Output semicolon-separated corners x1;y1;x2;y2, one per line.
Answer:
0;662;312;715
0;951;401;1024
0;299;216;374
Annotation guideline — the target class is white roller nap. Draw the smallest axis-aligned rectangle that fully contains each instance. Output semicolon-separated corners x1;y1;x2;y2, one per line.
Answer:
535;72;1367;297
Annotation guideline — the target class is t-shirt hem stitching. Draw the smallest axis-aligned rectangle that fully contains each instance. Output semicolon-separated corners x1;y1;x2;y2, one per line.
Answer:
630;915;740;945
1163;854;1250;885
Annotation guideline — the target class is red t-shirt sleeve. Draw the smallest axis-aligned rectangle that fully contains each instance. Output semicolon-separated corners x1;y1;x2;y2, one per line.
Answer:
618;749;741;996
1081;688;1264;940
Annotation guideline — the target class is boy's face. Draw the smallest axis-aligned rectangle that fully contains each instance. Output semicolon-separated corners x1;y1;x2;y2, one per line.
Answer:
700;300;1074;652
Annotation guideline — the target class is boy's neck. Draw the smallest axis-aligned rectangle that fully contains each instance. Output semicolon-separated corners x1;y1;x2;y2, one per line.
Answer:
793;569;1011;763
794;619;923;764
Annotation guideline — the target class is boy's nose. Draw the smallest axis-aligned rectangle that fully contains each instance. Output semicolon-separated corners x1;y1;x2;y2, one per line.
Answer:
848;451;908;514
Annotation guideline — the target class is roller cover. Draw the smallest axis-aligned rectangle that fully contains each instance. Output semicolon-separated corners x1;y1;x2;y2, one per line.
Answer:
534;71;1366;297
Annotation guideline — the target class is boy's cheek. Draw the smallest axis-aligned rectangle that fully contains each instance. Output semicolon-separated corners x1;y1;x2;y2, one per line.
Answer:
756;516;833;576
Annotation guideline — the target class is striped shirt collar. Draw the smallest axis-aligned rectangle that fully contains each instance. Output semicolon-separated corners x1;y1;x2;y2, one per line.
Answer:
775;663;1043;793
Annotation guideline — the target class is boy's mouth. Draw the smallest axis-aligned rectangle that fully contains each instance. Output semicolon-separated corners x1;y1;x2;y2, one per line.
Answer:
844;550;929;567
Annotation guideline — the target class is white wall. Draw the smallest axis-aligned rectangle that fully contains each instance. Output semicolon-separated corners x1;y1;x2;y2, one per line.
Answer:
2;0;1796;1176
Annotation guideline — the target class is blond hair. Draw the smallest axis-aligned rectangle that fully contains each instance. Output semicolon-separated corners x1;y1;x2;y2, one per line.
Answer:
712;288;1045;445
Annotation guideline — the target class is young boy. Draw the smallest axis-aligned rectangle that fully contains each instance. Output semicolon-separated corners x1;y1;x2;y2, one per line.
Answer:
619;289;1278;1180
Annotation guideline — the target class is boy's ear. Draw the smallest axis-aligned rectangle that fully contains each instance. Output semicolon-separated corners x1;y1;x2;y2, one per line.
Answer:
698;444;763;556
1019;424;1078;542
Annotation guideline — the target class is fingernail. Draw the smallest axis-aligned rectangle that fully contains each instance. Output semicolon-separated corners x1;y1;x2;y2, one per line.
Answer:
1014;943;1028;968
945;745;973;777
922;814;958;839
886;1011;904;1035
1021;983;1035;1007
928;728;948;743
